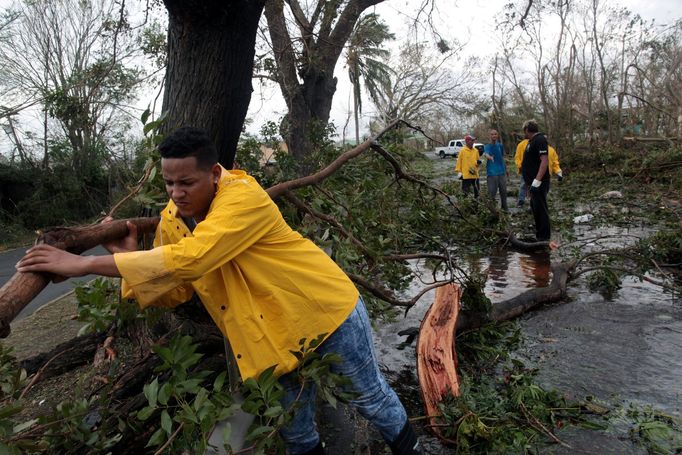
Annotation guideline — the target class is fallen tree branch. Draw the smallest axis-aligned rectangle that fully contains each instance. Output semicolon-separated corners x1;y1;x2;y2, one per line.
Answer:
0;218;160;338
455;260;576;333
266;119;404;199
347;272;452;310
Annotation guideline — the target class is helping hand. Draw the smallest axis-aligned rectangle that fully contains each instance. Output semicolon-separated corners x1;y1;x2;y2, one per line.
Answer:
529;179;542;193
16;244;87;278
101;217;139;254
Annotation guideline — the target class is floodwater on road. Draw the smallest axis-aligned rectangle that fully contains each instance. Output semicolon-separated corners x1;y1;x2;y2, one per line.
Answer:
373;161;681;453
376;249;680;453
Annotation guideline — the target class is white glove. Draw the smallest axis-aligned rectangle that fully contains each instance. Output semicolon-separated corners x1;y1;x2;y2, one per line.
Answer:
456;172;463;179
531;179;542;188
557;171;563;178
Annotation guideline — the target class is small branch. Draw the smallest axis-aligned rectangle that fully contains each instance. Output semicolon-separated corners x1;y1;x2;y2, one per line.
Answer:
106;158;158;219
348;273;452;310
283;191;372;256
519;402;571;448
266;119;405;198
19;348;73;399
573;266;681;294
368;142;468;221
152;422;184;455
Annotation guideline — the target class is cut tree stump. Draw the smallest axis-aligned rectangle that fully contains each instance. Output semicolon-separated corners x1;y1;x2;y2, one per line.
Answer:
416;283;461;439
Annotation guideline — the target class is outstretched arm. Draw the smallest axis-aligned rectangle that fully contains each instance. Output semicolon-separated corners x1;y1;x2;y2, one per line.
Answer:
16;244;121;278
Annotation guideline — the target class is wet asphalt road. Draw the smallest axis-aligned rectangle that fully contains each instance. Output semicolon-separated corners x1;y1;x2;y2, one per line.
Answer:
0;245;107;320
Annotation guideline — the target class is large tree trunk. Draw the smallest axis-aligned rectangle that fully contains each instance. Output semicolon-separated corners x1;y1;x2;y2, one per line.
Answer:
161;0;266;169
263;0;382;164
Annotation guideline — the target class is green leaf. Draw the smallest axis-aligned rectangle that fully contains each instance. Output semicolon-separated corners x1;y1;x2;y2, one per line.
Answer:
246;425;274;442
213;371;227;392
136;406;155;421
221;422;232;448
144;378;159;407
263;405;283;418
158;382;171;406
0;403;22;419
143;119;160;136
141;107;151;125
145;428;165;448
161;410;172;435
12;418;38;434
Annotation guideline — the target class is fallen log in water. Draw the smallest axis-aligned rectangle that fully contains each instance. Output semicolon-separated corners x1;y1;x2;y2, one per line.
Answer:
0;217;161;338
456;260;576;333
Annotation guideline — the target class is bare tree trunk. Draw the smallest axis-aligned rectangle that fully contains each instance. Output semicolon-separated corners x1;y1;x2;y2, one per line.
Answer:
456;261;575;333
162;0;266;169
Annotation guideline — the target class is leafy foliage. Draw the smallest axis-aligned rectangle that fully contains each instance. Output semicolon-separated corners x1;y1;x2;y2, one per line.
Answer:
135;334;238;454
75;278;122;335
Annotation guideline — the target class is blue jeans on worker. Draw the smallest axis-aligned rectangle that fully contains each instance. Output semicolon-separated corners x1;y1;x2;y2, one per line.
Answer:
518;179;527;204
278;296;408;454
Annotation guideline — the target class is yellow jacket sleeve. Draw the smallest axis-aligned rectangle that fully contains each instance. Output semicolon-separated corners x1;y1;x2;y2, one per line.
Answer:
115;177;279;308
549;146;562;175
515;140;527;174
454;150;464;174
119;220;194;309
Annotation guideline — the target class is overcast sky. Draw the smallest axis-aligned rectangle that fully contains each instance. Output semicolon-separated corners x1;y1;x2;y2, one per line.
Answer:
244;0;681;138
1;0;679;151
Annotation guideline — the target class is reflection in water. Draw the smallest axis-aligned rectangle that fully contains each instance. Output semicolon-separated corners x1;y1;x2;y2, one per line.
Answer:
374;226;680;453
482;247;551;302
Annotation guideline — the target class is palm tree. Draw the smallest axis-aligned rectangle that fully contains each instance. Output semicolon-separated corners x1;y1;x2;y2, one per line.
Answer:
345;14;394;145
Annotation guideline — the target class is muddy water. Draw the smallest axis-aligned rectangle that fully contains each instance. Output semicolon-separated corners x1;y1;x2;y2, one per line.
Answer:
374;185;681;453
376;253;681;453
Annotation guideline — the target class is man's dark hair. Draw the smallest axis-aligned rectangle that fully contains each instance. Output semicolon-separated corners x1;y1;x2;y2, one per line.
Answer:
158;127;218;170
522;119;539;133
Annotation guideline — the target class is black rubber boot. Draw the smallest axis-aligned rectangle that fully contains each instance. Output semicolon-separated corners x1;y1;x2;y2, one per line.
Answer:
388;420;423;455
299;440;325;455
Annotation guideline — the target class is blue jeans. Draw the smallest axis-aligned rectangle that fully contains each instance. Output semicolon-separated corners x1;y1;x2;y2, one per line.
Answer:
518;179;527;203
278;297;408;454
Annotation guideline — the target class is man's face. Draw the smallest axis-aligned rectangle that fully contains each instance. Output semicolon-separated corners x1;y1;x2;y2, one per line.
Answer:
161;156;221;221
465;137;474;148
523;128;531;139
490;131;499;142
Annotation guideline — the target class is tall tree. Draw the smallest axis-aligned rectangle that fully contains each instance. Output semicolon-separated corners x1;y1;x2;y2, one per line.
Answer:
371;42;483;143
161;0;267;169
0;0;142;172
263;0;384;164
345;13;394;145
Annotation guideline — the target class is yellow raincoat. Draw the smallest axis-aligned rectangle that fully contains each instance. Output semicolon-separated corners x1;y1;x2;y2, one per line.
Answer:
514;140;562;176
114;168;358;379
455;145;480;179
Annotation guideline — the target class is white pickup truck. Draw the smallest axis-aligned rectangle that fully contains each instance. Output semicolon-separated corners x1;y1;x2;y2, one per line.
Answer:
434;139;484;158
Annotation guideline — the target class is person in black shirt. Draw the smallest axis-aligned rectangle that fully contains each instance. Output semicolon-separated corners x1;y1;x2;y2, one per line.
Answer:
520;120;551;241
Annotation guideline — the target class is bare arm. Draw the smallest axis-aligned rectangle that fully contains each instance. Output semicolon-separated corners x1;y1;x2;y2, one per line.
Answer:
16;244;121;278
536;155;548;181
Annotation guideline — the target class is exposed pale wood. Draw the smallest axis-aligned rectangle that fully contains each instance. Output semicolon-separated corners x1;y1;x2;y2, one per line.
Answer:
417;283;461;438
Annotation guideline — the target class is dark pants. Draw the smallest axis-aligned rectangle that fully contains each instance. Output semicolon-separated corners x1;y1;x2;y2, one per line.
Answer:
462;178;479;198
529;181;551;241
487;175;508;210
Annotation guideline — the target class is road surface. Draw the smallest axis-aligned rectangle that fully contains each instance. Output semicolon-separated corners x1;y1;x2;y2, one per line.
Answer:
0;245;108;320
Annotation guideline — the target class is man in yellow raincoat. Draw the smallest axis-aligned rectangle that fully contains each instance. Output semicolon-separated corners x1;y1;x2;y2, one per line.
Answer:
454;134;481;198
17;127;421;455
